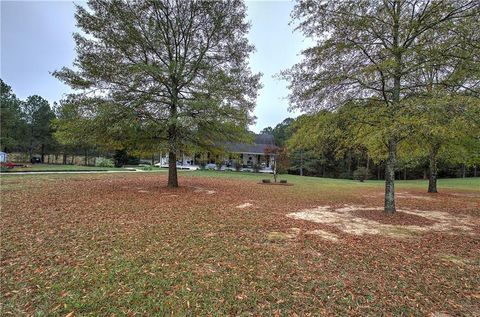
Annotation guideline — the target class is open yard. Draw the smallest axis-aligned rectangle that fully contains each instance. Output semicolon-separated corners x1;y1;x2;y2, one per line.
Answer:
1;172;479;316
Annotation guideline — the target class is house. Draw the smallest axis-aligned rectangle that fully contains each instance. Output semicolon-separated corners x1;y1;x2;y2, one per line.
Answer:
223;134;277;169
156;134;278;171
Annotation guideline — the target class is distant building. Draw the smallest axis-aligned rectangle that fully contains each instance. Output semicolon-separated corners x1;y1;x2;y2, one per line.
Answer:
224;134;277;168
0;151;8;163
157;134;277;171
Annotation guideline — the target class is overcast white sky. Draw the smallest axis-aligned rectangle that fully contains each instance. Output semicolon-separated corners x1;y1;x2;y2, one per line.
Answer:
1;0;310;132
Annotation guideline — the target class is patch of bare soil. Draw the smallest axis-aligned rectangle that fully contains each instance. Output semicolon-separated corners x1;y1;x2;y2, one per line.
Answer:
287;204;478;239
236;202;253;209
353;209;436;226
192;187;216;194
365;192;435;200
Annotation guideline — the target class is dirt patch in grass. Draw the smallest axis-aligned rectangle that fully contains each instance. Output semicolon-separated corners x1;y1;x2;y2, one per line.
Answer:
192;186;216;194
287;204;478;238
397;192;435;200
353;209;436;226
365;192;435;201
236;202;253;209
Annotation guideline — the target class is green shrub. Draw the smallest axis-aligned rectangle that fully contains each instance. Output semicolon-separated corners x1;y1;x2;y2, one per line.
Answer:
95;158;115;168
353;167;369;182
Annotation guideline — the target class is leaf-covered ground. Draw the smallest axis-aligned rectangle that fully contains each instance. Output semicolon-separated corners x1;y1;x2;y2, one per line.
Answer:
1;172;479;316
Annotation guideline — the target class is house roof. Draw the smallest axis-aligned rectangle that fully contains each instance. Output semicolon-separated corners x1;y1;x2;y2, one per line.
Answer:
225;134;277;154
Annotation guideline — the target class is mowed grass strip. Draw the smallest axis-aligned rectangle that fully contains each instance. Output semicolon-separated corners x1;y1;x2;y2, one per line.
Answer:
1;173;479;316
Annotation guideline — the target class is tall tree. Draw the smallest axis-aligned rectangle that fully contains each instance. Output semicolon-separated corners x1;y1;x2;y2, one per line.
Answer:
0;79;26;152
22;95;56;161
282;0;479;213
405;14;480;192
53;97;101;164
260;118;295;146
406;95;480;193
271;118;295;147
54;0;260;187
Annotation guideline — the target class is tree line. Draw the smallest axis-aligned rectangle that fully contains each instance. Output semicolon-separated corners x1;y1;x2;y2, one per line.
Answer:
1;79;56;162
262;107;479;188
0;79;108;164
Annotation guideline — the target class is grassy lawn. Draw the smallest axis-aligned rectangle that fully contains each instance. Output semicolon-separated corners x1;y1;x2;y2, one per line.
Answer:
1;173;479;316
191;170;480;191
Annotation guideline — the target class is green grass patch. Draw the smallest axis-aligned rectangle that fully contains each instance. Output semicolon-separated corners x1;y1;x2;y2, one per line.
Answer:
190;170;480;191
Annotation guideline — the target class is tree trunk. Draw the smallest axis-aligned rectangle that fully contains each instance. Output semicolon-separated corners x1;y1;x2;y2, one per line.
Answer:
384;1;401;214
428;144;440;193
300;151;303;176
384;139;397;214
403;166;407;181
168;151;178;188
167;98;179;188
41;144;45;163
346;151;352;177
461;164;466;178
474;166;477;177
273;156;278;182
63;153;67;165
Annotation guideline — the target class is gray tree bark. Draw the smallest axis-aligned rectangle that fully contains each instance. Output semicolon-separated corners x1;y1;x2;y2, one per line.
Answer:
384;139;397;214
428;144;440;193
167;98;179;188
